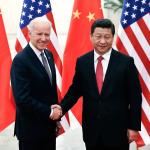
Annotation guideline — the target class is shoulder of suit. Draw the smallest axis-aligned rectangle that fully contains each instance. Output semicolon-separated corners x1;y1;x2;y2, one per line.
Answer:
77;50;94;61
12;44;30;63
112;49;133;61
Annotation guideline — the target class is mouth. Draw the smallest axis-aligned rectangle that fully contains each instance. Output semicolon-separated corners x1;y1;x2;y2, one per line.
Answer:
39;43;48;47
98;45;107;49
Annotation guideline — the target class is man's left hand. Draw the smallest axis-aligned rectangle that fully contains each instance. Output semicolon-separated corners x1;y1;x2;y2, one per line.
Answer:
127;129;138;143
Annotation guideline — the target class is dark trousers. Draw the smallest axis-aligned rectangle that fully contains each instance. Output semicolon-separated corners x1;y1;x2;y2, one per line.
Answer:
19;139;56;150
85;142;129;150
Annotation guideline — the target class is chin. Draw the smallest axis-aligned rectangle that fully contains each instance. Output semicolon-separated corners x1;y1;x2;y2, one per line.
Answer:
39;47;47;50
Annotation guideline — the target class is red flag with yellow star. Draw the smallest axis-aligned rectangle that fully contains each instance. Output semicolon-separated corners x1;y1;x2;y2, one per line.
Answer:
62;0;103;124
0;9;15;131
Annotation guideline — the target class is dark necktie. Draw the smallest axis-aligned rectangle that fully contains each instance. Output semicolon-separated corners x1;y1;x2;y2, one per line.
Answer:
41;52;52;84
96;56;103;93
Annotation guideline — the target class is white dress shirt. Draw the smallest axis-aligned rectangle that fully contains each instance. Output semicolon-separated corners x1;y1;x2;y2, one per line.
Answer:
29;42;52;77
29;42;43;63
94;49;112;80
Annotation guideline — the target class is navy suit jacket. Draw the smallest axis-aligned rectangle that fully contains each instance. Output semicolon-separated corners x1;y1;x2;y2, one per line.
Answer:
11;44;58;141
61;49;142;146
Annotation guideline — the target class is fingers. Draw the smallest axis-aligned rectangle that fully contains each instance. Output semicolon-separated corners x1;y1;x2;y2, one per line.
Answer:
51;104;61;110
56;121;62;128
50;104;62;120
127;129;138;143
56;121;62;136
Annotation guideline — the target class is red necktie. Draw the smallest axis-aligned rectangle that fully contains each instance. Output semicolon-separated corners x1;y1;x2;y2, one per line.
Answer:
96;56;103;93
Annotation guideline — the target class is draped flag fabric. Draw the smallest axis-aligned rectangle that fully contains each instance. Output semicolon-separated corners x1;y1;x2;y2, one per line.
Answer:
0;9;15;131
15;0;69;133
62;0;103;124
116;0;150;147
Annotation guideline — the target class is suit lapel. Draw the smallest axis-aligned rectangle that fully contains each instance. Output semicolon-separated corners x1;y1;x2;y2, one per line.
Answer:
101;49;119;95
44;50;56;86
26;45;52;84
86;51;100;96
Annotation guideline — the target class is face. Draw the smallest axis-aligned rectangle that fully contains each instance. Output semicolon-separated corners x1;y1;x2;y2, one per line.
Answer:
90;27;114;55
29;22;50;51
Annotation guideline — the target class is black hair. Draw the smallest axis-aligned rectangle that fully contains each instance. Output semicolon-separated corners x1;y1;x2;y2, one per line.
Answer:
91;18;115;36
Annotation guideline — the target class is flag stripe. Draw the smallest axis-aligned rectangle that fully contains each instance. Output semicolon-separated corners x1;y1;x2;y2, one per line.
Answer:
143;13;150;31
15;39;23;52
142;94;150;122
48;41;62;73
137;133;145;147
60;116;70;131
139;122;150;145
139;75;150;106
116;37;128;55
50;28;63;61
55;65;62;92
125;26;150;75
137;16;150;45
130;22;150;60
117;25;150;91
16;27;28;51
46;12;57;34
141;109;150;137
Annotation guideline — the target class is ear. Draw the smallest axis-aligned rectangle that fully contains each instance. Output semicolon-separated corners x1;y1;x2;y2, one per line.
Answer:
28;31;31;38
90;34;93;42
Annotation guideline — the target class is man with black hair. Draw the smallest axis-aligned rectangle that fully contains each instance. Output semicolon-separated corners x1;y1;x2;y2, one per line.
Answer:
52;18;142;150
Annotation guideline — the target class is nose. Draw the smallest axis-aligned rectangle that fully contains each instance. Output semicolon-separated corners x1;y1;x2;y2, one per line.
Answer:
99;37;106;44
41;34;47;41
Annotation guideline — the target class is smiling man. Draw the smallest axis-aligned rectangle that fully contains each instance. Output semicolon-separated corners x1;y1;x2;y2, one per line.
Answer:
10;17;58;150
51;18;142;150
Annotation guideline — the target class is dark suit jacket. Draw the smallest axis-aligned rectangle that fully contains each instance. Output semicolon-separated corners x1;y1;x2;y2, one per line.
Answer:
11;44;58;141
61;49;142;146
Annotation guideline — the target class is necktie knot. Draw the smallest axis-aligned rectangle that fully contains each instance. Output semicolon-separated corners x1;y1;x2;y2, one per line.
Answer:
40;51;44;57
98;56;103;62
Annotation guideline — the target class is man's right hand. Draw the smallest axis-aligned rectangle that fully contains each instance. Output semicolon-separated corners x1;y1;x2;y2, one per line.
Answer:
50;104;62;120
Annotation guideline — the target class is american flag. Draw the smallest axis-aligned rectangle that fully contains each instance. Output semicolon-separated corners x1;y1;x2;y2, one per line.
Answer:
116;0;150;146
15;0;69;132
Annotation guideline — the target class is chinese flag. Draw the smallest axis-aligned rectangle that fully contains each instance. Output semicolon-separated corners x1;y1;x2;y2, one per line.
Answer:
62;0;103;124
0;9;15;131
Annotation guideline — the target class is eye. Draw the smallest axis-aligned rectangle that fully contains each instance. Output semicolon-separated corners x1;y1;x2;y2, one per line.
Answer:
93;35;101;40
44;33;50;37
105;36;109;39
37;33;43;36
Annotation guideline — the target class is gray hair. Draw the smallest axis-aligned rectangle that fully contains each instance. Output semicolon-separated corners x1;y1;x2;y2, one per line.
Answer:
28;17;52;33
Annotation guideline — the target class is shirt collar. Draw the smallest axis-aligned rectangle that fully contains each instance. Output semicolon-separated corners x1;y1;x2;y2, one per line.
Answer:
29;42;44;57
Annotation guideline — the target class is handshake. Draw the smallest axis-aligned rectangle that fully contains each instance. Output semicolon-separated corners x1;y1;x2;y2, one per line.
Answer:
50;104;63;120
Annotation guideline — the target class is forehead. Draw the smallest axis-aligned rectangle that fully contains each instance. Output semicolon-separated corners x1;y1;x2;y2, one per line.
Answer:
93;27;112;35
33;22;50;30
36;22;50;28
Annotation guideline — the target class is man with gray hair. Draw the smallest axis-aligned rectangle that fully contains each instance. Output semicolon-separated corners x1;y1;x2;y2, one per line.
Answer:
11;17;60;150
